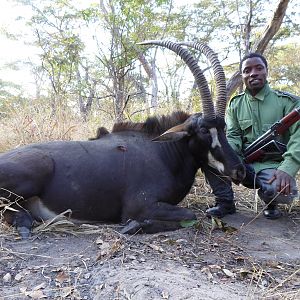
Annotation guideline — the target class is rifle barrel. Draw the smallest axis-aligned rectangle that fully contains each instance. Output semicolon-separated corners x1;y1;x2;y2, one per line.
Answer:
243;106;300;158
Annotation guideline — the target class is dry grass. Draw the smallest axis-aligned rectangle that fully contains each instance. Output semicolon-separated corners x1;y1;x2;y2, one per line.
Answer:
0;99;116;152
1;182;299;299
0;105;299;299
185;175;300;300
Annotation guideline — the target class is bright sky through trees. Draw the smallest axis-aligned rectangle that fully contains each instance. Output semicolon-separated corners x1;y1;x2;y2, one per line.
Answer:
0;0;298;98
0;0;101;94
0;2;31;89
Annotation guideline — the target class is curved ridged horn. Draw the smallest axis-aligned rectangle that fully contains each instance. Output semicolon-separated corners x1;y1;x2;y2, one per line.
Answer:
180;41;227;118
138;40;216;120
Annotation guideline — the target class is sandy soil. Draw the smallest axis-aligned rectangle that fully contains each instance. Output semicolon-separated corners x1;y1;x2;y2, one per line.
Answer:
0;181;299;300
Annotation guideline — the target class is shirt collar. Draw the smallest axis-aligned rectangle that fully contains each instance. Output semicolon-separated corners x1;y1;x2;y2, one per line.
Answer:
245;82;271;101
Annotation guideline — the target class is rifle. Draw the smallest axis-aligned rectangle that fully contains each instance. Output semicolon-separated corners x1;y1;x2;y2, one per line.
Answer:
243;106;300;164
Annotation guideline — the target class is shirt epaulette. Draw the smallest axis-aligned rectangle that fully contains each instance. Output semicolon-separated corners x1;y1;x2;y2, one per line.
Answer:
274;90;300;102
229;92;245;103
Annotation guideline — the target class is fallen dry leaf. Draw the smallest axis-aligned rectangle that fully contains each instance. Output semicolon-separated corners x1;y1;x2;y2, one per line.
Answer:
222;268;235;278
26;290;47;299
55;270;69;284
208;264;222;271
95;237;104;245
162;290;169;299
201;267;214;281
61;286;73;298
238;268;251;278
3;273;11;283
33;282;46;290
14;272;23;281
145;242;164;252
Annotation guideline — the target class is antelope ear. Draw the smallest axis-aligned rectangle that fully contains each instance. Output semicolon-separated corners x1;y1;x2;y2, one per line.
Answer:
152;123;189;142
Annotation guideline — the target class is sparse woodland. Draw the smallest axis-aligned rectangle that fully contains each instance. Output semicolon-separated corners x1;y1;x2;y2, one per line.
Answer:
1;1;300;299
0;0;299;149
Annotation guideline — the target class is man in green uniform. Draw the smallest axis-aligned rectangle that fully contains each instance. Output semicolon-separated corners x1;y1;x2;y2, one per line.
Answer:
204;52;300;219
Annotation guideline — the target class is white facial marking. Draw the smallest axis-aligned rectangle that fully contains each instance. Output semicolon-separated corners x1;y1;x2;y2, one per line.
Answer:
209;128;221;148
208;151;224;173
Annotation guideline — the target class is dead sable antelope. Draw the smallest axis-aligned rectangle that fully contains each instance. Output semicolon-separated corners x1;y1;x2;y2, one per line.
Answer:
0;40;246;238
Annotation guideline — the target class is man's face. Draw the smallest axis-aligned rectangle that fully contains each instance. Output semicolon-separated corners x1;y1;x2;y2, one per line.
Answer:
241;57;268;95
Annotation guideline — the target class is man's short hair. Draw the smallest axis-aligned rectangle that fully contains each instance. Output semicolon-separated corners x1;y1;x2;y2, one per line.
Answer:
239;53;268;71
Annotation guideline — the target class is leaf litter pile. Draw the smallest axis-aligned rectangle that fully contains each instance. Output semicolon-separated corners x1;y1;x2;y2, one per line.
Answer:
0;174;299;299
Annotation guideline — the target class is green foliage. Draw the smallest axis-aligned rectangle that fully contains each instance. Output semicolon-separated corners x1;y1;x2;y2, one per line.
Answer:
3;0;298;122
180;219;199;228
28;0;85;96
268;43;300;95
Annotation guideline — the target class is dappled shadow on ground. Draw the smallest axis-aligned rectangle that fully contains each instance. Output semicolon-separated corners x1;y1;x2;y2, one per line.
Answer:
0;177;300;299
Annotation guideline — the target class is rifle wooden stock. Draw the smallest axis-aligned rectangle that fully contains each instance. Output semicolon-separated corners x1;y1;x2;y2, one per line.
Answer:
243;106;300;163
244;140;287;163
244;149;265;164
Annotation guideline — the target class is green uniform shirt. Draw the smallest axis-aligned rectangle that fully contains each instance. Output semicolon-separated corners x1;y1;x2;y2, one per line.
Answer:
226;82;300;177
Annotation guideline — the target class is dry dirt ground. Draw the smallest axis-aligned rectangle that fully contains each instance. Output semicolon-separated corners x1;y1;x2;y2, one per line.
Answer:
0;178;299;300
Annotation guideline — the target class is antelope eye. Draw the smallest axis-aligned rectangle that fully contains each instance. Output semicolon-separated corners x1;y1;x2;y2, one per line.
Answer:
199;127;209;134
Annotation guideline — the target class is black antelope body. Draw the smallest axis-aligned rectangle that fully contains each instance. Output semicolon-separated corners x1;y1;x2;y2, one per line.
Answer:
1;40;245;237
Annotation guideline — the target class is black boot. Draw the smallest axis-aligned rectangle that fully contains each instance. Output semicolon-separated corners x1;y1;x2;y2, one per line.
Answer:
263;203;282;219
206;202;236;218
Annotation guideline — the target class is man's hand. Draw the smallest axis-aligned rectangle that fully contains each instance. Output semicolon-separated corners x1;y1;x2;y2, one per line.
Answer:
267;170;293;195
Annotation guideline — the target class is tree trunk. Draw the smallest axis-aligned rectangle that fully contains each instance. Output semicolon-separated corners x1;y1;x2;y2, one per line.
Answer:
252;0;290;54
114;70;126;122
137;51;158;113
226;0;290;99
